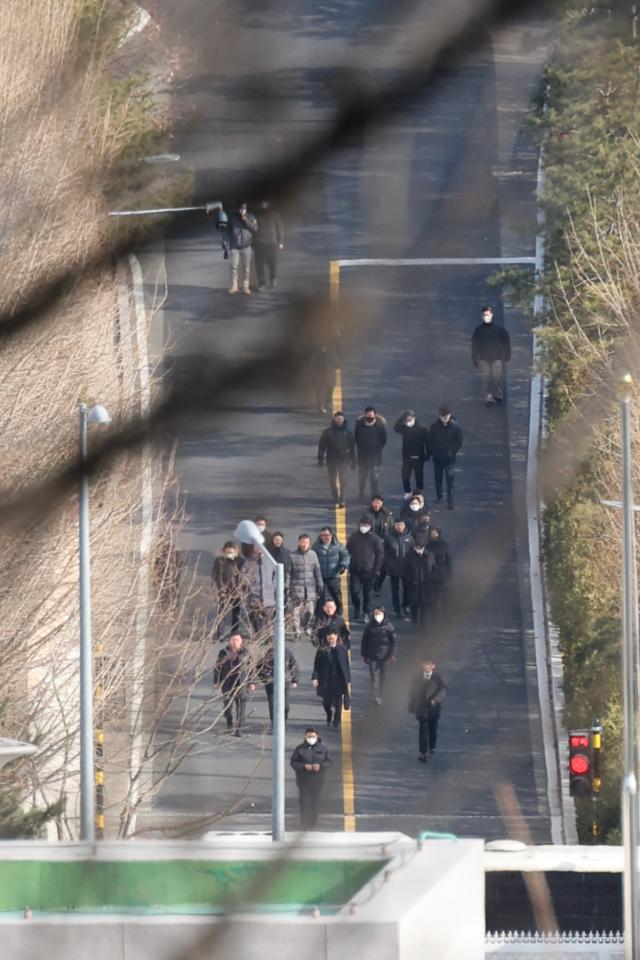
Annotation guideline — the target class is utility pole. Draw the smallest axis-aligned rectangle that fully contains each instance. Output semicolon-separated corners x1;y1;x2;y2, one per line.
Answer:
618;372;640;960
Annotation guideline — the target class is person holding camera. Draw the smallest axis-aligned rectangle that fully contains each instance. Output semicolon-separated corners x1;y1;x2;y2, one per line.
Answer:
221;201;257;295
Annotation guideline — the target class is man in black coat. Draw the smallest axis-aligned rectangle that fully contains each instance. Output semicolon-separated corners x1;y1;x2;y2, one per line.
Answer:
369;495;393;594
354;406;387;500
394;410;430;494
257;643;299;729
211;541;243;635
346;515;384;622
471;306;511;405
361;607;397;704
312;631;351;727
403;540;433;628
408;659;446;761
399;491;430;535
318;411;356;508
383;519;414;619
267;532;293;582
254;199;284;290
213;633;256;736
428;407;463;510
290;727;332;829
312;598;351;650
427;527;452;608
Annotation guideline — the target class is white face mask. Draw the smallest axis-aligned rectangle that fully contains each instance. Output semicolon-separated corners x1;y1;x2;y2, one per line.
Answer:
415;548;425;555
483;315;493;324
359;525;371;534
373;613;384;623
306;736;318;745
406;419;415;428
423;671;432;679
409;503;420;512
257;523;266;532
224;553;236;560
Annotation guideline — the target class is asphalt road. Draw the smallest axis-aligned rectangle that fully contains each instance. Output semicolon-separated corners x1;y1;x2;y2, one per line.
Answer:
141;2;551;841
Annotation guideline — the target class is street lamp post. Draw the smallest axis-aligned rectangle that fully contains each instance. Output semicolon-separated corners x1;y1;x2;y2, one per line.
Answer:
234;520;285;842
618;373;640;960
78;402;111;842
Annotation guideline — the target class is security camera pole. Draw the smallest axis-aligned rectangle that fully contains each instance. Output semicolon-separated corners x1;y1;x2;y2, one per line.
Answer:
618;373;640;960
108;201;226;220
234;520;286;841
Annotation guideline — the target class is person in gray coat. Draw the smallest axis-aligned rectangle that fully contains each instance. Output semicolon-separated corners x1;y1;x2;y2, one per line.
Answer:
288;534;323;639
239;544;276;635
312;526;350;614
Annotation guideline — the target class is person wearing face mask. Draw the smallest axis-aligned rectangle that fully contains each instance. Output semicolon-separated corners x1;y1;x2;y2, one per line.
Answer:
360;607;397;704
211;541;243;635
312;526;350;614
399;491;430;536
471;306;511;406
312;597;351;650
253;516;271;547
354;406;387;500
346;515;384;623
312;631;351;727
403;537;433;628
383;518;414;620
408;659;446;762
288;534;324;640
393;410;431;496
290;727;332;829
254;199;284;291
428;407;463;510
318;411;356;507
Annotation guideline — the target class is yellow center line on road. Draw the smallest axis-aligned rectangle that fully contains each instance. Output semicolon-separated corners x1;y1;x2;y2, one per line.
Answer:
329;261;356;832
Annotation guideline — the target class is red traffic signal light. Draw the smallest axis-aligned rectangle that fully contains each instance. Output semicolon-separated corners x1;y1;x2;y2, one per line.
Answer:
569;730;592;797
569;753;590;776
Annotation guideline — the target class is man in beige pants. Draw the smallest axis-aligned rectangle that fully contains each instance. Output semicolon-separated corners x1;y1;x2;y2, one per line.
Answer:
222;202;257;295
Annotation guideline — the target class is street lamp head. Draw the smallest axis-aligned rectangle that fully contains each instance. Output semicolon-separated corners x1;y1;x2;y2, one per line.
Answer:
87;404;112;425
234;519;264;546
617;372;634;401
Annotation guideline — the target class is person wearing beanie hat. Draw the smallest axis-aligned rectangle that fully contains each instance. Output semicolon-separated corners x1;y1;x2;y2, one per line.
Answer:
318;411;356;508
393;409;431;496
346;515;384;623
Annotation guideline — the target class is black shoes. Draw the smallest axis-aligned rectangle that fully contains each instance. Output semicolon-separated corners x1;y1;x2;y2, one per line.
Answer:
418;754;427;763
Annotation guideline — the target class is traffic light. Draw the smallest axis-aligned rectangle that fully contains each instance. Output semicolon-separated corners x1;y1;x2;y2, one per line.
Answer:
569;731;592;797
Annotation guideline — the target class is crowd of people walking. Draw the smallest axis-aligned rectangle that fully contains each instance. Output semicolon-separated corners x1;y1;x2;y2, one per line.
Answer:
207;292;512;828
